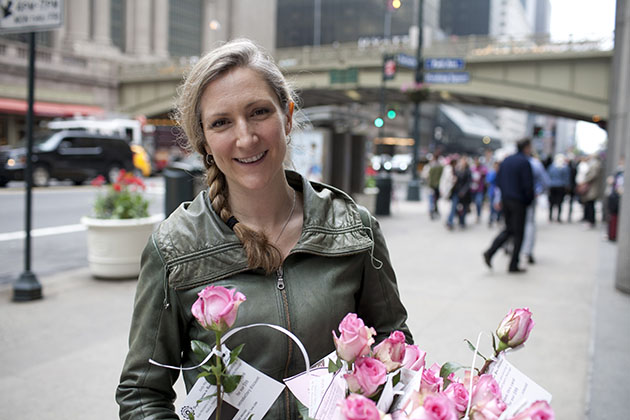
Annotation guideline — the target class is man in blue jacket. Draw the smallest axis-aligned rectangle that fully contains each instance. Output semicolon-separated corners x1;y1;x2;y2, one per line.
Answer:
483;138;534;273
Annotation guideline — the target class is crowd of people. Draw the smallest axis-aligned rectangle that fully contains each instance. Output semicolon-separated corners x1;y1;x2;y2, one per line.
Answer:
421;140;623;272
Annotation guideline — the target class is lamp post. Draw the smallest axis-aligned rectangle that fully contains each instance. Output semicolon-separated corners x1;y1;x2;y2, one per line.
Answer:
406;0;423;201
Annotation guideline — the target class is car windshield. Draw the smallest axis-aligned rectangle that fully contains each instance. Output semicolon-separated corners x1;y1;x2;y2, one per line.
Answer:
16;132;57;151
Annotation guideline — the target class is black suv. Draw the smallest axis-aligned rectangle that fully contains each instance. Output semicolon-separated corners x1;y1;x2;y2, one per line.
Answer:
0;130;135;187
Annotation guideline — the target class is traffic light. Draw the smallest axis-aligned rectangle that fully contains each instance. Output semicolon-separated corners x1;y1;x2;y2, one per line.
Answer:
388;0;402;10
374;117;384;128
387;109;397;119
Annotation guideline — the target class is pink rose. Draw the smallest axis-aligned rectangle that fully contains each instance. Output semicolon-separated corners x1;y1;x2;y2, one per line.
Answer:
508;400;554;420
401;345;426;371
340;393;382;420
333;313;376;363
408;394;458;420
345;356;388;397
374;330;407;372
496;308;534;350
420;363;444;394
191;285;246;333
469;374;507;420
443;381;469;413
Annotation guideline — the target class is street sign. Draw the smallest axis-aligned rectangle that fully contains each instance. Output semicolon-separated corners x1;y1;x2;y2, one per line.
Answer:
396;53;418;69
424;58;466;70
0;0;64;33
424;71;470;84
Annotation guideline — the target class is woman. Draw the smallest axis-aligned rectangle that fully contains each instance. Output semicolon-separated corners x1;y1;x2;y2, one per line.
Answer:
446;156;472;230
546;154;570;222
116;39;411;419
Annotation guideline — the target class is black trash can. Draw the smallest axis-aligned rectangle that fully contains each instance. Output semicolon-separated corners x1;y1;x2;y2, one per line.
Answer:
163;159;205;216
375;175;392;216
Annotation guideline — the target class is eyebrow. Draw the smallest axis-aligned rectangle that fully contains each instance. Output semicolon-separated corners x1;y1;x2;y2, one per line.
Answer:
203;99;276;120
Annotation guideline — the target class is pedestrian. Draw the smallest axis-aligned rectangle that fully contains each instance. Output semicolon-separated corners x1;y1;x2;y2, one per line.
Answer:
547;154;571;222
116;39;412;420
439;156;457;213
446;156;472;230
567;153;578;222
486;160;502;227
470;156;488;223
483;139;534;273
426;154;444;220
521;153;550;264
577;154;603;228
606;157;624;241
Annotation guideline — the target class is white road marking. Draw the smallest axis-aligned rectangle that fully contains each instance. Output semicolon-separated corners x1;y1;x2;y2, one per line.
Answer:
0;224;86;242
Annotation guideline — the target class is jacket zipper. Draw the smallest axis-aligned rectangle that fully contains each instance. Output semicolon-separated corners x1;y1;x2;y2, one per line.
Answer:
277;266;293;418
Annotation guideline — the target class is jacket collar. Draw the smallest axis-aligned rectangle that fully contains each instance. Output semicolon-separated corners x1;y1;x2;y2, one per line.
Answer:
155;171;372;289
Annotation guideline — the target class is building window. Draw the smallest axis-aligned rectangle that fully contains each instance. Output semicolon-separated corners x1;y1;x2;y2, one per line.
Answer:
168;0;202;57
111;0;125;51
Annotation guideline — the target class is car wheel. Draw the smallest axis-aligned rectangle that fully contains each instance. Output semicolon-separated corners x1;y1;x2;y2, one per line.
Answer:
0;177;8;187
73;178;86;186
32;166;50;187
107;164;122;184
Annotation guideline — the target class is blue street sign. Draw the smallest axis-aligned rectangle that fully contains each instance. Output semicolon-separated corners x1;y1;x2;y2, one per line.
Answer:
396;53;418;69
424;58;466;70
424;72;470;84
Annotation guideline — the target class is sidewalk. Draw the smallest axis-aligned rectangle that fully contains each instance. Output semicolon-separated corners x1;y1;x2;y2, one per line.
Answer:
0;198;627;419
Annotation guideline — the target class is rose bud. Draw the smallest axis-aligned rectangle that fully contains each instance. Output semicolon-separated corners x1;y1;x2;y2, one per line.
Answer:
508;400;554;420
401;344;427;372
469;374;507;420
408;394;458;420
345;356;388;397
444;382;469;414
333;313;376;364
340;393;382;420
191;285;246;333
420;363;444;394
374;330;407;372
496;308;535;351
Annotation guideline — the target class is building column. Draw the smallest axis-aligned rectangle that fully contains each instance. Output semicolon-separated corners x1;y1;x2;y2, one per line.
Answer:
126;0;152;56
153;0;169;57
614;0;630;293
92;0;113;46
65;0;90;46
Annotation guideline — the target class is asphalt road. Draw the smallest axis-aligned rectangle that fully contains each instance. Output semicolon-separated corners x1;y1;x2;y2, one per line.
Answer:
0;178;165;285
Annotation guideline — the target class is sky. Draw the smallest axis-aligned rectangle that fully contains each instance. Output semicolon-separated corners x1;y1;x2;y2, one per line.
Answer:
548;0;617;153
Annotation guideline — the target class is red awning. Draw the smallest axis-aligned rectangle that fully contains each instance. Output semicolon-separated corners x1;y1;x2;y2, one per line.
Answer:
0;97;104;118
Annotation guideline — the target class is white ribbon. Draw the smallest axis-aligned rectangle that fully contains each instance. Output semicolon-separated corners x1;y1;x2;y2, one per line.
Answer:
149;322;311;376
463;331;484;420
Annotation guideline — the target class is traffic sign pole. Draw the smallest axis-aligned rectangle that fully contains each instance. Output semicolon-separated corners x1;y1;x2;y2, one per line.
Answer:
407;0;423;202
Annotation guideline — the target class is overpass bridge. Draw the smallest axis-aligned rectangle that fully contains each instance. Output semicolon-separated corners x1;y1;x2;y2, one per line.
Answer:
118;34;613;124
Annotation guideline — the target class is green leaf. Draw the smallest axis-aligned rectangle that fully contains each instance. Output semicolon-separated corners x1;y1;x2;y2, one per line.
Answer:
440;361;465;389
223;374;242;393
464;339;488;361
204;373;217;386
229;344;245;365
191;340;214;364
196;393;217;403
196;371;212;379
492;333;498;354
328;359;340;373
392;371;402;387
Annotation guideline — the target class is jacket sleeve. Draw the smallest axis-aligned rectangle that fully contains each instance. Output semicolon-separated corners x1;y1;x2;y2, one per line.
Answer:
357;213;413;345
116;237;185;419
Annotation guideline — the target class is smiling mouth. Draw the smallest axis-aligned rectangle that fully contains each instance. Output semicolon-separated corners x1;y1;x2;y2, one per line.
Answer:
235;151;266;164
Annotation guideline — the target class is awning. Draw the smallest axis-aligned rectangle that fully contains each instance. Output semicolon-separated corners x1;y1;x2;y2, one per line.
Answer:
0;98;104;118
439;104;502;140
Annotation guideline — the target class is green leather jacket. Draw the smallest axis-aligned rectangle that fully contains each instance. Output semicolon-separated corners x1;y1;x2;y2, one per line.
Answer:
116;171;412;419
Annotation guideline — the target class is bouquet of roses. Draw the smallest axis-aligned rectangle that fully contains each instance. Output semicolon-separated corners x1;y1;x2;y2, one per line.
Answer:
327;308;554;420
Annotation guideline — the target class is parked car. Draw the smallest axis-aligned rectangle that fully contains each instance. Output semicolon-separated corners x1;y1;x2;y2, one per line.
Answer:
0;130;135;187
391;153;413;173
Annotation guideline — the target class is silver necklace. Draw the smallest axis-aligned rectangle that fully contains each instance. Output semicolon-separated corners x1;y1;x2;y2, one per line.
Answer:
275;189;296;243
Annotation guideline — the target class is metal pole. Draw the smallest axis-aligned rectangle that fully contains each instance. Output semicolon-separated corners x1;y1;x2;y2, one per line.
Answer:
314;0;321;46
13;32;43;302
407;0;423;201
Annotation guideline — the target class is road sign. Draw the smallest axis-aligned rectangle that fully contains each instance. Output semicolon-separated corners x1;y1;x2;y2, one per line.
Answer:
424;71;470;84
396;53;418;69
424;58;466;71
0;0;64;33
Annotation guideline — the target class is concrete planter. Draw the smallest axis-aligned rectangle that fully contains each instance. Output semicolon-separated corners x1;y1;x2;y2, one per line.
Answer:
353;187;379;214
81;214;162;279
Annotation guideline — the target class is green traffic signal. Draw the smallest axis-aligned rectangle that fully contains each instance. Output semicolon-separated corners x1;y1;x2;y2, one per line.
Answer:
387;109;397;119
374;117;384;128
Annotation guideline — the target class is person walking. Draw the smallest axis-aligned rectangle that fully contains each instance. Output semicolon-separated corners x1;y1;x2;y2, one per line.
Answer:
547;154;571;222
521;153;550;264
483;139;534;273
578;154;603;228
486;160;502;227
446;156;472;230
470;156;488;223
426;154;444;220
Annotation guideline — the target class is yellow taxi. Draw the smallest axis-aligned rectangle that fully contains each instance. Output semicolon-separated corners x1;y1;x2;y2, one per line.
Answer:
130;144;152;177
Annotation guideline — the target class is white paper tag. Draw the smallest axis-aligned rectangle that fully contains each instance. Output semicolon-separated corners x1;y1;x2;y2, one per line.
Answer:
390;367;423;414
178;357;285;420
283;366;329;408
310;370;348;420
489;355;552;420
376;373;395;413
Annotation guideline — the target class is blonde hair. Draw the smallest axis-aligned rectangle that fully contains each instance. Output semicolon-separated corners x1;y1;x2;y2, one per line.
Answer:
174;39;298;274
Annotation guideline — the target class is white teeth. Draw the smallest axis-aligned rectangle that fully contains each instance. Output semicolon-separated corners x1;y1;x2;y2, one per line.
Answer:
236;152;265;163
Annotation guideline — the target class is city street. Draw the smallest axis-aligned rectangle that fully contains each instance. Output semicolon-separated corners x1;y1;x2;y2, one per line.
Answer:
0;180;627;419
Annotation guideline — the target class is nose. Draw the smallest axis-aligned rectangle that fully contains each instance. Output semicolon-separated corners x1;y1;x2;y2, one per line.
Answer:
234;118;258;148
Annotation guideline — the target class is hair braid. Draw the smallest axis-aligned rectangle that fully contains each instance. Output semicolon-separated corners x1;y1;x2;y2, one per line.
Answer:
205;161;283;274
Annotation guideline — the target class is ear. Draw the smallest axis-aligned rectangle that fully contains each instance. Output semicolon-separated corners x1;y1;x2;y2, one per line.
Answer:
285;101;294;135
204;144;212;156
